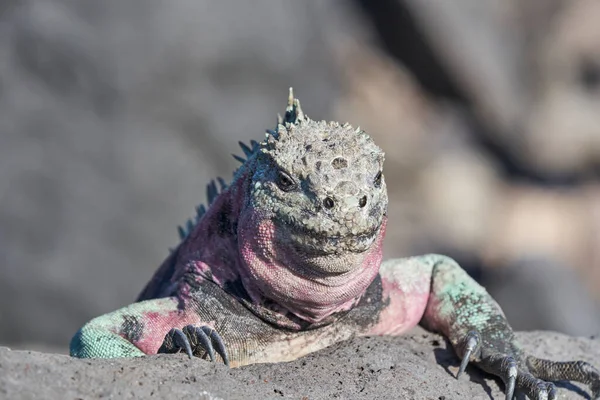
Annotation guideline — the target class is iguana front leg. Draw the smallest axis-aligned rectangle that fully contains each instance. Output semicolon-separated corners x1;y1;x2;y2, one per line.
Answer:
369;255;600;400
70;286;255;365
70;280;355;367
70;296;179;359
70;279;263;364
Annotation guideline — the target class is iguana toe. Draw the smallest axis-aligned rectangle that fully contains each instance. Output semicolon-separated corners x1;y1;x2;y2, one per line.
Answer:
456;330;481;379
459;328;598;400
454;328;596;399
476;351;518;400
158;325;229;367
514;371;553;400
200;325;229;367
526;357;600;400
546;382;558;400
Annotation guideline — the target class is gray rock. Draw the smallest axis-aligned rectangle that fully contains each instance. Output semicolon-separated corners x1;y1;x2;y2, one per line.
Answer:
1;330;598;399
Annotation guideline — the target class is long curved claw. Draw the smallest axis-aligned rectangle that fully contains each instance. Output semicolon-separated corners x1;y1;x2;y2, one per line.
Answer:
183;325;215;362
202;326;229;367
546;382;557;400
457;353;470;379
159;328;194;358
515;371;550;400
535;381;549;400
174;328;194;359
457;330;481;379
504;357;518;400
476;352;518;400
158;325;229;366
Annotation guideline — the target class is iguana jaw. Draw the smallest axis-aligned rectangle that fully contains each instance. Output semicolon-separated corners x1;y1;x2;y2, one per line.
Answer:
237;208;386;324
280;217;384;259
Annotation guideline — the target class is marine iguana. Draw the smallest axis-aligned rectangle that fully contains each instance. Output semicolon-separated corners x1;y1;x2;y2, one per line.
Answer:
70;89;600;400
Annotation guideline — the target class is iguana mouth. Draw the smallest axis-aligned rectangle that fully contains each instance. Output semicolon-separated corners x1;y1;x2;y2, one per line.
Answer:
280;218;383;256
272;206;385;256
273;216;387;276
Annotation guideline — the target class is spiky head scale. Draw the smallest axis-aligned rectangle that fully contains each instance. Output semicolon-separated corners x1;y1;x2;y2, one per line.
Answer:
262;119;383;186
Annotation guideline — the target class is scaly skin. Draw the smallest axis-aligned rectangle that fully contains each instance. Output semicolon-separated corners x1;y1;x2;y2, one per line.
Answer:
71;89;600;399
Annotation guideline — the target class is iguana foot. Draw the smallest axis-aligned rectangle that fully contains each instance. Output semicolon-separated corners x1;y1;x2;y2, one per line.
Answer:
158;325;229;366
527;356;600;400
456;330;599;400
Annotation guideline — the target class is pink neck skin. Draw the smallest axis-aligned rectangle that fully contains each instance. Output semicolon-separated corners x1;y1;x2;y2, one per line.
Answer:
237;212;386;324
176;171;385;325
175;173;248;294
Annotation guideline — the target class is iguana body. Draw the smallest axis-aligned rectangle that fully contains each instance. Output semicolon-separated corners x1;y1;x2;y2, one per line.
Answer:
71;89;600;399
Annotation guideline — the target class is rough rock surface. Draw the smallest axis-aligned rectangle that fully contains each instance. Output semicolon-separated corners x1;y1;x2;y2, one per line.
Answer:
1;329;598;399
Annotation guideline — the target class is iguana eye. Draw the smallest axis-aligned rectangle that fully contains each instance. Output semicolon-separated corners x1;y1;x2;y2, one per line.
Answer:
276;170;296;191
374;171;382;187
323;197;335;209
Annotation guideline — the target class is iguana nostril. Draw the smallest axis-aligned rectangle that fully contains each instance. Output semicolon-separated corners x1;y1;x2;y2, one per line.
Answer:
323;197;335;209
331;157;348;169
359;196;367;208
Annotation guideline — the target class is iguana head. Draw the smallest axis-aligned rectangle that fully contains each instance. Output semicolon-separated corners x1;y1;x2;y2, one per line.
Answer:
233;89;388;323
176;89;388;325
245;89;387;273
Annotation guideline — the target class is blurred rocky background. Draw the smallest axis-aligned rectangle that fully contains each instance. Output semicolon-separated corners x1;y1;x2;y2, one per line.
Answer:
1;0;599;353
